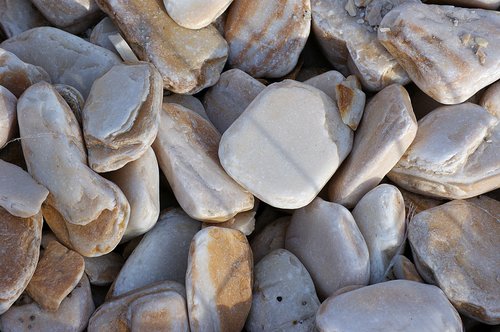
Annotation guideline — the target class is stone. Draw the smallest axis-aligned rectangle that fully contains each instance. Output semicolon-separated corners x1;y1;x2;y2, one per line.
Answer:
0;27;122;98
388;103;499;199
225;0;311;78
352;184;406;284
203;211;256;236
89;17;119;54
186;227;253;332
0;0;48;38
84;252;124;286
163;94;209;120
0;275;95;332
378;3;500;104
109;209;200;298
26;241;85;311
409;199;500;324
220;80;353;209
83;63;162;172
0;208;42;314
316;280;463;332
17;82;129;256
0;48;51;97
96;0;228;94
399;187;444;215
285;198;370;298
304;70;345;101
246;249;320;331
0;159;49;218
89;281;189;332
391;255;423;282
0;86;16;148
153;103;254;221
251;216;291;264
480;81;500;118
425;0;500;10
203;69;265;133
311;0;413;90
31;0;102;32
163;0;234;29
336;79;366;130
329;84;417;208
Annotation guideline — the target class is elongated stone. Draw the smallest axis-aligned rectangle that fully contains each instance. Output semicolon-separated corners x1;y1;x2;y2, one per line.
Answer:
378;3;500;104
0;0;48;38
31;0;102;31
84;252;123;286
480;81;500;118
251;216;291;264
0;86;16;148
163;0;234;29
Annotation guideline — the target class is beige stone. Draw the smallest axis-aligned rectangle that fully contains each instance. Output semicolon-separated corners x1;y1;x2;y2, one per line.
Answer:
84;252;124;286
304;70;345;101
53;84;84;126
163;0;233;29
203;210;256;236
186;227;253;332
225;0;311;78
0;86;16;148
336;80;366;130
251;216;290;264
480;81;500;118
0;0;48;38
391;255;423;282
426;0;500;10
399;187;444;215
96;0;228;94
89;17;119;54
31;0;102;31
163;94;208;120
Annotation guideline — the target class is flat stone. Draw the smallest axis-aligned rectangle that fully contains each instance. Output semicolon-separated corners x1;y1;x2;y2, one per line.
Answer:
0;27;121;98
329;84;417;208
480;81;500;118
203;69;265;133
391;255;423;282
378;3;500;104
153;103;254;221
84;252;124;286
220;80;353;209
352;184;406;284
163;94;209;120
163;0;234;29
89;17;119;54
0;0;48;38
304;70;345;101
426;0;500;10
409;199;500;324
31;0;102;31
285;198;370;298
388;103;499;199
96;0;228;94
251;216;291;264
26;241;85;311
0;208;42;314
109;209;200;298
311;0;413;90
225;0;311;78
316;280;463;332
246;249;320;331
186;227;253;332
0;86;16;148
0;159;48;218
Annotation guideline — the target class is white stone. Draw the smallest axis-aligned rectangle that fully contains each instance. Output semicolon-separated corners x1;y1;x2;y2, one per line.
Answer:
163;0;234;29
203;210;256;236
304;70;345;101
0;86;16;148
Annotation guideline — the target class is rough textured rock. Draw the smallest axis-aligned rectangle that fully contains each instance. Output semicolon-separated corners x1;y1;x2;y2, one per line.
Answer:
0;208;42;314
186;227;253;332
163;0;234;29
480;81;500;118
409;199;500;324
0;86;17;148
251;216;291;264
220;80;353;209
246;249;320;332
316;280;463;332
84;252;124;286
153;103;254;221
329;84;417;208
388;103;499;199
378;3;500;104
96;0;228;94
31;0;102;31
164;94;208;120
225;0;311;78
285;198;370;298
391;255;423;282
89;17;119;54
0;0;48;38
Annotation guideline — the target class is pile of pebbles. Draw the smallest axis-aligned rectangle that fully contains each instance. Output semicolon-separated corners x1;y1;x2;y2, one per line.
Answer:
0;0;499;331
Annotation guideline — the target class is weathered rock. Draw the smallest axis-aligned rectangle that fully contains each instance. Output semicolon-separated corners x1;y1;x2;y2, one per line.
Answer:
246;249;320;331
336;79;366;131
89;17;119;54
285;198;370;298
481;81;500;118
163;0;233;29
26;241;85;311
0;208;42;314
220;80;353;209
225;0;311;78
251;216;291;264
388;103;499;199
409;199;500;324
0;86;16;148
163;94;209;120
378;3;500;104
96;0;228;94
304;70;345;101
203;69;265;133
31;0;102;32
203;210;256;236
84;252;124;286
0;0;48;38
153;103;254;221
391;255;423;282
425;0;500;10
316;280;463;332
186;227;253;332
329;84;417;208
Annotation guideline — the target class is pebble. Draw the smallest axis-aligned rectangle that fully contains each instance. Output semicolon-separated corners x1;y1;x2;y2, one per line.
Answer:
53;84;85;125
399;187;444;215
203;210;256;236
0;86;17;148
163;94;209;120
409;199;500;324
219;80;353;209
251;216;291;264
84;252;124;286
163;0;234;29
335;79;366;130
89;17;119;54
391;255;423;282
480;80;500;118
304;70;345;101
186;227;253;332
429;0;500;10
0;0;48;38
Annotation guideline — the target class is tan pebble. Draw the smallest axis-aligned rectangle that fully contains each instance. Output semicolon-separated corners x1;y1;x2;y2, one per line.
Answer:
335;81;365;130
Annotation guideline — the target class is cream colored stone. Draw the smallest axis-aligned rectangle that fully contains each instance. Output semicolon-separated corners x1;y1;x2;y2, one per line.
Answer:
391;255;423;282
186;227;253;332
203;211;256;236
153;103;254;221
54;84;84;125
304;70;345;101
220;80;353;209
31;0;102;31
225;0;311;78
84;252;123;286
480;81;500;118
0;0;48;38
163;0;233;29
163;94;209;120
426;0;500;10
0;86;16;148
336;80;366;130
388;103;499;199
251;216;290;264
378;3;500;104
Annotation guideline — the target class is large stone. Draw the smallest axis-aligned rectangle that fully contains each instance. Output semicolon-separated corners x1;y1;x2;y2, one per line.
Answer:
84;252;124;286
186;227;253;332
219;80;353;209
83;63;162;172
329;84;417;208
225;0;311;78
316;280;463;332
409;199;500;324
0;0;48;38
31;0;102;31
285;198;370;298
96;0;228;94
163;0;233;29
480;81;500;118
388;103;499;199
251;216;291;264
0;86;16;148
378;3;500;104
